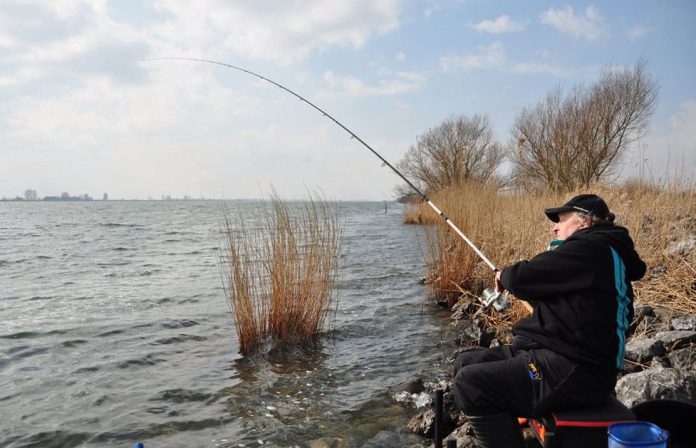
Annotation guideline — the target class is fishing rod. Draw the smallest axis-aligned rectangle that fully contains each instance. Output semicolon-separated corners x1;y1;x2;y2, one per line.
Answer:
148;57;498;272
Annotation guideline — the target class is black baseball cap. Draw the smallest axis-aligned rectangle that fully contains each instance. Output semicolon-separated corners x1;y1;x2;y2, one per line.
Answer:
544;194;610;222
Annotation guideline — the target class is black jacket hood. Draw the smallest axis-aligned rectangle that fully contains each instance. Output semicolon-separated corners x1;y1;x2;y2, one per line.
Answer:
570;224;646;281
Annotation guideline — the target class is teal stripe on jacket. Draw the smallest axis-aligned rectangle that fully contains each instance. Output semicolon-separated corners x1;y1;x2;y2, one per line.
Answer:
611;247;630;370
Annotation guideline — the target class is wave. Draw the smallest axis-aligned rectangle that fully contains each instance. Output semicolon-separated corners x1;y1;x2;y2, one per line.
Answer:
154;388;212;403
0;329;68;339
100;223;143;228
116;353;166;369
152;334;207;345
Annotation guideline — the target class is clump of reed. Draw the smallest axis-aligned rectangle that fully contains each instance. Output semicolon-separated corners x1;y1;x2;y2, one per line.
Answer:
220;193;341;354
409;181;696;318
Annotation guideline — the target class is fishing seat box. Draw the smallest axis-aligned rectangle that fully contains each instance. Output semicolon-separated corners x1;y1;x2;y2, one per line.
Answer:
521;395;635;448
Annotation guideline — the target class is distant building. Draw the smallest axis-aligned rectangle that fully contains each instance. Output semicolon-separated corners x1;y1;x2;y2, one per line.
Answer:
24;189;38;201
103;193;108;201
43;193;92;201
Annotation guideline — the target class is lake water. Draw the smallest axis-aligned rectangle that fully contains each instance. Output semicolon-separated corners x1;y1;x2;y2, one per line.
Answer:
0;200;454;447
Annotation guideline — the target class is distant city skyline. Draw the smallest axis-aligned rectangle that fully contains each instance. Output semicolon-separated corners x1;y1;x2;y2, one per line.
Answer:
1;1;694;200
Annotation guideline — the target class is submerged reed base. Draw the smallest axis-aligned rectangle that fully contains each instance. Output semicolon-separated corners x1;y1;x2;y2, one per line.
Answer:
220;194;341;355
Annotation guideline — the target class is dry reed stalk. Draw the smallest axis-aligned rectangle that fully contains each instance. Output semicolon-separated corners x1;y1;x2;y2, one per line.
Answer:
220;194;341;354
402;203;427;225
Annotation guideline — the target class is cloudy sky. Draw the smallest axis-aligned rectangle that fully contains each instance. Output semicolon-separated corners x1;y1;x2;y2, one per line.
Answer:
1;0;694;200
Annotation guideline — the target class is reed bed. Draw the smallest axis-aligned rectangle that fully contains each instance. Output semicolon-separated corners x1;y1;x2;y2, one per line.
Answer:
408;181;696;319
220;194;341;354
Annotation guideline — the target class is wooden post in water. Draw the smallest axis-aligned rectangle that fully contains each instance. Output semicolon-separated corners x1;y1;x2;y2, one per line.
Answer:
435;388;444;448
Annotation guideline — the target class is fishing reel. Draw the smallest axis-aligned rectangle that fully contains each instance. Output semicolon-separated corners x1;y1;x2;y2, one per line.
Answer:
478;288;511;311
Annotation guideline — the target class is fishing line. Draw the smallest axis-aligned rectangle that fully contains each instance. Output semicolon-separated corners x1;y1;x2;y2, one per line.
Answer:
146;57;498;271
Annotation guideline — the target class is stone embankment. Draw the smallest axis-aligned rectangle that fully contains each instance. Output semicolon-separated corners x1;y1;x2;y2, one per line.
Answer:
397;302;696;447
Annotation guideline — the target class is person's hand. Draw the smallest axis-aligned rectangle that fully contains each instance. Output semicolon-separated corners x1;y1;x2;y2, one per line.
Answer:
495;270;504;293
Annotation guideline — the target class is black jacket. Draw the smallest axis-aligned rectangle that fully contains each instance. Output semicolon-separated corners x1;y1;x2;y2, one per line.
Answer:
500;224;646;372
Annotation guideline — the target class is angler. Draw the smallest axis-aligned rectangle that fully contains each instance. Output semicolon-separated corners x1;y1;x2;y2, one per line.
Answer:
452;194;647;448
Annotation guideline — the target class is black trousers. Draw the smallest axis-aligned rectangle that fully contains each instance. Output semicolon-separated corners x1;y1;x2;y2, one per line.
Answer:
452;346;616;417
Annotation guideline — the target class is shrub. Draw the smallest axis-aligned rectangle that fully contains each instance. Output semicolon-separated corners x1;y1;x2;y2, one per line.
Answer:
220;193;341;354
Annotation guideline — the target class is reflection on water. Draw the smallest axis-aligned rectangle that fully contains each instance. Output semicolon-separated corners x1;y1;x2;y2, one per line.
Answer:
0;201;455;447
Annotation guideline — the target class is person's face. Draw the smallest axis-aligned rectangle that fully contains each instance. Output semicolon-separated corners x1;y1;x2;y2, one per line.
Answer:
552;211;589;240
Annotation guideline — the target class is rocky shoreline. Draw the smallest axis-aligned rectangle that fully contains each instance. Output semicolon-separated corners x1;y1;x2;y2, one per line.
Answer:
397;300;696;447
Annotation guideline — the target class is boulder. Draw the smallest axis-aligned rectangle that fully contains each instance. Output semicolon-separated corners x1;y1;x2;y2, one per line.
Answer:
632;302;655;327
672;316;696;331
624;338;666;363
308;437;350;448
362;430;424;448
407;409;435;437
616;367;696;408
668;346;696;370
400;377;426;394
442;422;478;448
663;237;696;257
654;330;696;351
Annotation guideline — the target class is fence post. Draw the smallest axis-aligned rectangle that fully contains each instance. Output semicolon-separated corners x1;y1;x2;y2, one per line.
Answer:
434;388;444;448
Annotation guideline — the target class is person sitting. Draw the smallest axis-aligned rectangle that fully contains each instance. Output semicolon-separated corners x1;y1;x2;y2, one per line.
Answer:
452;194;646;448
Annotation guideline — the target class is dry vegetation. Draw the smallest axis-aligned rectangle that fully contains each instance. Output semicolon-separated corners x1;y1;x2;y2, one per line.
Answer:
220;194;341;354
406;181;696;319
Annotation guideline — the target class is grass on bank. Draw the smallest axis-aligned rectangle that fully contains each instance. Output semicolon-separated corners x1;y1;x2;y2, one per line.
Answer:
220;194;341;355
405;181;696;318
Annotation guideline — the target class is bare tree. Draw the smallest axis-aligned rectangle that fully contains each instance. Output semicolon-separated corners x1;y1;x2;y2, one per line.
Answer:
510;61;658;191
396;114;504;196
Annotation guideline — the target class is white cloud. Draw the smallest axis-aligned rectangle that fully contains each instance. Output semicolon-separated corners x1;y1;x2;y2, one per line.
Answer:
322;70;426;96
539;5;607;41
396;51;406;61
472;15;527;34
513;62;571;77
439;42;504;72
0;0;404;89
149;0;403;63
627;25;648;41
512;61;598;78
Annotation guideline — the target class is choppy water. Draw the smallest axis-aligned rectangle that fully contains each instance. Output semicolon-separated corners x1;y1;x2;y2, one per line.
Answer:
0;201;454;447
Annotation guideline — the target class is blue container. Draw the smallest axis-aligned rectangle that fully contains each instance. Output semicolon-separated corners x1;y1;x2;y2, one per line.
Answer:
608;422;668;447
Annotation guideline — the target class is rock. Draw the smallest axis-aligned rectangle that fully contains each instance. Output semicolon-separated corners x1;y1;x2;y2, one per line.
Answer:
308;437;350;448
624;338;666;363
663;237;696;257
650;356;671;368
362;430;424;448
668;346;696;370
442;423;478;448
616;367;696;408
631;302;655;328
400;377;426;394
451;299;472;321
654;330;696;351
672;316;696;331
408;409;435;437
463;323;482;342
650;265;667;275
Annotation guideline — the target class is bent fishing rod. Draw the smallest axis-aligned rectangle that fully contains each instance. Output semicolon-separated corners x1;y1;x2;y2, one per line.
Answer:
148;57;498;272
